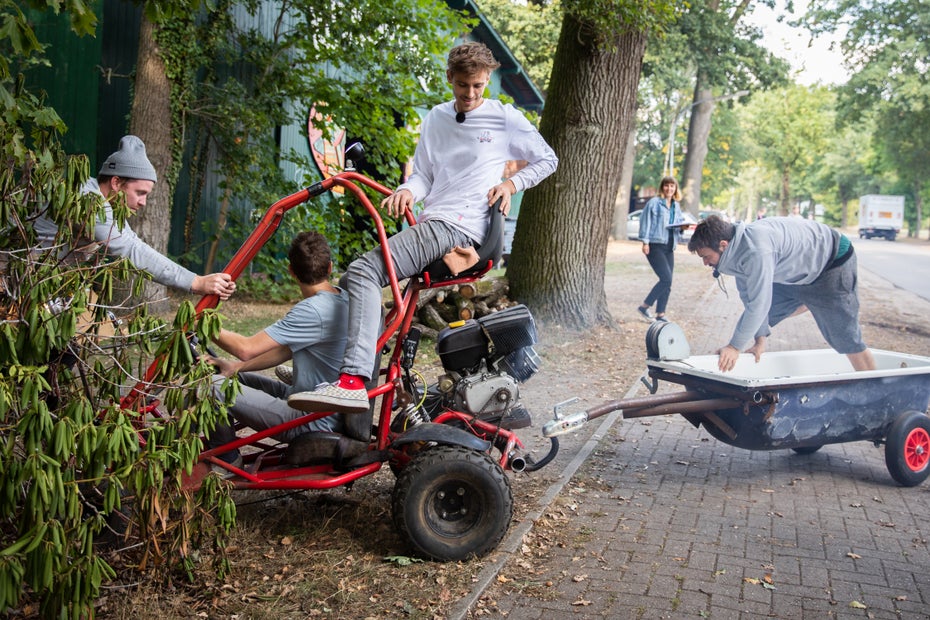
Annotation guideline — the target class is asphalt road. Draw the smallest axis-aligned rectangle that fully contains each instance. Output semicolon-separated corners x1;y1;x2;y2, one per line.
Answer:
853;235;930;302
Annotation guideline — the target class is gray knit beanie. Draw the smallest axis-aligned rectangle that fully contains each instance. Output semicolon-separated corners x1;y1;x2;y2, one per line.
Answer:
98;135;158;182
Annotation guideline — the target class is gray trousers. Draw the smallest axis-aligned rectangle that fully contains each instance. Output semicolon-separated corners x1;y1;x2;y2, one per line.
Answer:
208;372;343;454
339;219;472;378
769;251;866;354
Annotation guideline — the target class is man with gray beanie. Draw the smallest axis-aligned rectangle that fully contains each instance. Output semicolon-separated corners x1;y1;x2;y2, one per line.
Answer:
34;135;236;299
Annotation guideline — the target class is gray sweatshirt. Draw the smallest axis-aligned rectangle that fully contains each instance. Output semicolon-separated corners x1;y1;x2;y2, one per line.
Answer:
33;178;196;291
716;217;837;350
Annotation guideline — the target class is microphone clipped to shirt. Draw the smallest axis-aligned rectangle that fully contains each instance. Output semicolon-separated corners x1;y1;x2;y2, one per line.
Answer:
455;111;466;123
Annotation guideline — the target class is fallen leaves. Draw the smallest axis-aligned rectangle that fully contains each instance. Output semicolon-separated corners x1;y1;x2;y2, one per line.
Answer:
743;574;776;590
383;555;423;566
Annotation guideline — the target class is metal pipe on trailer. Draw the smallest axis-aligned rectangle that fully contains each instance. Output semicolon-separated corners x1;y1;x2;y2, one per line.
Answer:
542;389;743;438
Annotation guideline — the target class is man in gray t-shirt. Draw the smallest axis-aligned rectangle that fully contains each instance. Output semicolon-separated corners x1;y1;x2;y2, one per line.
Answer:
206;231;349;466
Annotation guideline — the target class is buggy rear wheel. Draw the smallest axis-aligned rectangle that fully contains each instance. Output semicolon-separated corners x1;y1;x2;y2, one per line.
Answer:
885;410;930;487
391;445;512;561
791;445;822;455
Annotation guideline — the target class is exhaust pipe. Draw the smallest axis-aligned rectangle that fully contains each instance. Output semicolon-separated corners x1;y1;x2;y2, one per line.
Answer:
509;452;527;472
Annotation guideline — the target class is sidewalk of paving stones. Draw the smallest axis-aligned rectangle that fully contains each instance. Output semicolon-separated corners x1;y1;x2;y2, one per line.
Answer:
453;238;930;620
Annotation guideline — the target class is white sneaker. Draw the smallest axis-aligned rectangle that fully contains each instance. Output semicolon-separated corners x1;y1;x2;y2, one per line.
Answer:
275;364;293;385
287;382;369;414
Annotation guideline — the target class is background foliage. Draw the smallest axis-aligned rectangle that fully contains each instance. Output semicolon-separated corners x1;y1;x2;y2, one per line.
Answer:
158;0;468;279
1;2;236;616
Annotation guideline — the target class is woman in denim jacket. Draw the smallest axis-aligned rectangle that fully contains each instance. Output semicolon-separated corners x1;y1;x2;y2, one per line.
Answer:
636;176;684;321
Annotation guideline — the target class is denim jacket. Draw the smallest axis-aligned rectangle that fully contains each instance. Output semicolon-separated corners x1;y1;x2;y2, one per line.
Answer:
638;196;682;245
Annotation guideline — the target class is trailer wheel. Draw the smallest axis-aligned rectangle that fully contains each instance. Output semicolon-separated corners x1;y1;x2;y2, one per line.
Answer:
391;445;513;561
885;411;930;487
791;445;822;455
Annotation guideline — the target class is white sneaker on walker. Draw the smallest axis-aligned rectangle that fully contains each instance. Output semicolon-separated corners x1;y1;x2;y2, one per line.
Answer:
288;382;369;414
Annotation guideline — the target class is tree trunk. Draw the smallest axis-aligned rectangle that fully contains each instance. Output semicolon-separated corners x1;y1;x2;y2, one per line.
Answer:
128;13;174;313
780;166;791;215
915;183;924;240
611;129;636;240
680;79;713;215
507;13;646;329
679;0;751;215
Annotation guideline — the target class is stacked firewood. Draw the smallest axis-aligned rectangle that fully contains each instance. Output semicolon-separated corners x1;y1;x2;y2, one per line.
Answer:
414;277;515;338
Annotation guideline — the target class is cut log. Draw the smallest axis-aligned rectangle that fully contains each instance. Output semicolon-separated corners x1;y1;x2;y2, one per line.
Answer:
458;283;476;299
475;278;509;307
418;304;449;332
453;294;475;321
416;287;439;309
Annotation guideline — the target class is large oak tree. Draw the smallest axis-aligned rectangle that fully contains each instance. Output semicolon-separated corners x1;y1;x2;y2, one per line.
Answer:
507;0;677;329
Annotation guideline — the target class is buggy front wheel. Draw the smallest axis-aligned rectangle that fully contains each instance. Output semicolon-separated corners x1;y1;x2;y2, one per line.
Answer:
885;410;930;487
391;445;513;561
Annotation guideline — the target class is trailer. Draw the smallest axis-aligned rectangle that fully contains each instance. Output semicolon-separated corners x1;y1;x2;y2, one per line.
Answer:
545;322;930;486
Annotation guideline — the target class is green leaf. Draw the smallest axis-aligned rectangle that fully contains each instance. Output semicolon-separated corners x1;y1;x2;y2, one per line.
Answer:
383;555;423;566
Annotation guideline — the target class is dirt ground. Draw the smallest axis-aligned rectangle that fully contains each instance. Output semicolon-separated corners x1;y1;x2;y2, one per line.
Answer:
93;238;930;620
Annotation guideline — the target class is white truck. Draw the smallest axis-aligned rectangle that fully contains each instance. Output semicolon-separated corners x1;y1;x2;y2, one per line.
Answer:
858;194;905;241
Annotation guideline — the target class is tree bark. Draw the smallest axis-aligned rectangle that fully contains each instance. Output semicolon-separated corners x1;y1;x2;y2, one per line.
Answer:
507;13;646;329
780;166;791;215
915;182;924;240
128;13;174;313
679;0;751;216
611;129;636;240
680;79;713;215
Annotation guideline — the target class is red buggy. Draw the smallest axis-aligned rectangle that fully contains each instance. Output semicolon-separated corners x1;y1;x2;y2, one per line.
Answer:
119;145;558;561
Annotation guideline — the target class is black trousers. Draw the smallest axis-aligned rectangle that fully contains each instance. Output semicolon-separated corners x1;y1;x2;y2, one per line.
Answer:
643;240;675;314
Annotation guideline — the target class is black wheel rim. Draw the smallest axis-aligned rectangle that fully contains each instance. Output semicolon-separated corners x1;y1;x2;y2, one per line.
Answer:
426;479;482;537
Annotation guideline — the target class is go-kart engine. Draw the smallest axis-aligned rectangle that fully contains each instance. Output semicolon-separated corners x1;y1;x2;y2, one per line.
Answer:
452;371;520;416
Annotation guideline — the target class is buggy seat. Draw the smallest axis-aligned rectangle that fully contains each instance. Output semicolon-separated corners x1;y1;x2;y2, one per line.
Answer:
421;204;505;287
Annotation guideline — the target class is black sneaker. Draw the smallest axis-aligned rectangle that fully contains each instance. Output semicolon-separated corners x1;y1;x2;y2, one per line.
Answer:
637;306;655;322
655;315;668;322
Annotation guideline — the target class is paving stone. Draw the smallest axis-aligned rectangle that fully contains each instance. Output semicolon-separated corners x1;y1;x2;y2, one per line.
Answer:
459;241;930;620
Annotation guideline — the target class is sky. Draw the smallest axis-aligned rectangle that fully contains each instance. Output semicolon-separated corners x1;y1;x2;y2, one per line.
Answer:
745;1;850;86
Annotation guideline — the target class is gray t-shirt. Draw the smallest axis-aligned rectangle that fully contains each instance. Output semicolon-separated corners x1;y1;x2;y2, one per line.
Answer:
264;287;349;395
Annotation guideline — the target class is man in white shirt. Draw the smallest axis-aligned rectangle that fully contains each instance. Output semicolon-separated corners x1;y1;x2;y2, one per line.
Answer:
289;41;558;413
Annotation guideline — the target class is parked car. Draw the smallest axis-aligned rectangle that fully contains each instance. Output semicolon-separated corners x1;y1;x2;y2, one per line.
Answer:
626;210;697;243
699;209;729;222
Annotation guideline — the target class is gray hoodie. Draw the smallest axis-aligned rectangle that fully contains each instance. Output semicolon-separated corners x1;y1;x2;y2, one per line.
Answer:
33;178;196;292
716;217;837;350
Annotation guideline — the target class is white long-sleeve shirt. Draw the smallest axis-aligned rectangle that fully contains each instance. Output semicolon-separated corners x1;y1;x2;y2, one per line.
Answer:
398;99;558;243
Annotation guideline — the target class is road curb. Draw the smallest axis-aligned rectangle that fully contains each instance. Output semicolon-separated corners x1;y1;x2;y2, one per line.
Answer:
447;378;644;620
